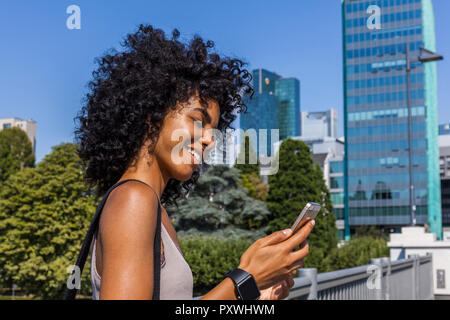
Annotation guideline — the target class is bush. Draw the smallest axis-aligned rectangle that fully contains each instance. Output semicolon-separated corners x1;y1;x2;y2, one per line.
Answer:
322;237;390;273
179;236;252;296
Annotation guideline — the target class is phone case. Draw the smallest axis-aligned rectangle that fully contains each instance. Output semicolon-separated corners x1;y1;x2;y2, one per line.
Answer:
290;202;321;233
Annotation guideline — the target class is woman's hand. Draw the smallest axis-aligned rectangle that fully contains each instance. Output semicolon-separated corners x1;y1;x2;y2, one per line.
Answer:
259;269;298;300
238;220;314;291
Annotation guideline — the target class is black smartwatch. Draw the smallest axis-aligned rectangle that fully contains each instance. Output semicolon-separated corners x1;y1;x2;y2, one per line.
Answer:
224;268;261;300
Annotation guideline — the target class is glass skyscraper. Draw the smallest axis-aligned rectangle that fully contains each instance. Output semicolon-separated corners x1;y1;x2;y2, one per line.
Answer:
342;0;442;239
241;69;301;157
276;78;301;140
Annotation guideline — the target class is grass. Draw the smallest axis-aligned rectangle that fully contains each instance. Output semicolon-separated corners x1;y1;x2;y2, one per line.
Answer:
0;295;37;300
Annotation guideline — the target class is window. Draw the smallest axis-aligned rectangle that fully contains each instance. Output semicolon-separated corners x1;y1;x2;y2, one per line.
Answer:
334;208;345;220
330;177;344;189
331;193;344;205
3;123;11;129
330;161;344;174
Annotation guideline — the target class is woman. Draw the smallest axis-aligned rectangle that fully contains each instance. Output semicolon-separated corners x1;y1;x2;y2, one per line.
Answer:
75;25;314;300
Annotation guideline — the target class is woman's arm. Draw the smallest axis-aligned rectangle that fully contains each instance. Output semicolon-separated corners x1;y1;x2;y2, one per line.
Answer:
200;223;313;300
97;180;314;300
98;181;159;300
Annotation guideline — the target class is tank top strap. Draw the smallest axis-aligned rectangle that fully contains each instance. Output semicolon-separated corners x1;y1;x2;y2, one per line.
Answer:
115;179;162;206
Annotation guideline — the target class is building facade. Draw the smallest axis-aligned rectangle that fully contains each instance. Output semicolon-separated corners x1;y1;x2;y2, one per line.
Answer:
439;123;450;136
301;109;338;138
0;118;37;154
330;155;346;240
343;0;441;239
439;135;450;235
240;69;300;157
275;78;301;140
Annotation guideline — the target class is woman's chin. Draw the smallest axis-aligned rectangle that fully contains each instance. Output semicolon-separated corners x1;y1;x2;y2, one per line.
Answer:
173;164;198;181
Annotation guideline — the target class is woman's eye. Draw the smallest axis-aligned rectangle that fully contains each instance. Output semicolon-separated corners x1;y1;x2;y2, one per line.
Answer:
192;117;204;127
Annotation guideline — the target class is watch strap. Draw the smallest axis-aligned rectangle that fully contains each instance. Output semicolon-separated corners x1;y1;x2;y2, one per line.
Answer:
224;268;260;300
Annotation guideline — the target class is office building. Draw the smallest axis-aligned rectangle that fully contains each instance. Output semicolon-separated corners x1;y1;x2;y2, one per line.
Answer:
329;154;346;240
276;78;301;140
0;118;37;154
439;123;450;136
301;109;338;138
343;0;441;239
439;135;450;237
240;69;282;157
241;69;301;157
253;68;281;95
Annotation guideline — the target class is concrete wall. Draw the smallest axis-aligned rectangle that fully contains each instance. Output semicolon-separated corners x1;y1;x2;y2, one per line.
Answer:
388;226;450;297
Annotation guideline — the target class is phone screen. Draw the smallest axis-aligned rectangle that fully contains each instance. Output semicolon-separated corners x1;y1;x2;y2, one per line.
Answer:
290;202;321;234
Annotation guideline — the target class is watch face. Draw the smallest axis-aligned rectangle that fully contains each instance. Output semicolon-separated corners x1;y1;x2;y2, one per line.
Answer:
238;276;260;300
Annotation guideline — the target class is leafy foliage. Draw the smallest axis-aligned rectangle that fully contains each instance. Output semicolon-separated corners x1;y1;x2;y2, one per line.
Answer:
0;143;98;299
179;236;252;296
238;173;269;201
321;237;390;273
265;139;338;269
167;164;271;240
354;225;389;241
234;134;260;176
0;127;35;183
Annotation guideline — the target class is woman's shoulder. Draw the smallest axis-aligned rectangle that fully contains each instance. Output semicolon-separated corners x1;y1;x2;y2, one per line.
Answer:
99;180;160;240
108;180;159;207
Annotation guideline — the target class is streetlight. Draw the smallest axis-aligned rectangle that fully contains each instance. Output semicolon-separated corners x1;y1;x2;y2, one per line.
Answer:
405;45;443;226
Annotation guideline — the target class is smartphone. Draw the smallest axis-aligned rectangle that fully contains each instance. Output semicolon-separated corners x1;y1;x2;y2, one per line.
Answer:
290;202;321;234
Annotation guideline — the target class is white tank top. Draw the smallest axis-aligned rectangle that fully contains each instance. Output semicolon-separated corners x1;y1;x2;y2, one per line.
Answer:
90;223;193;299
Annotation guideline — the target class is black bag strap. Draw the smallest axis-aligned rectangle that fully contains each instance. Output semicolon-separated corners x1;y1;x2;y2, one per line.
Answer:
63;178;162;300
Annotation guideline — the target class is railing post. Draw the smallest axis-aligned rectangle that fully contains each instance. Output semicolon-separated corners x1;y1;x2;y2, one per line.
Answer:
298;268;317;300
381;257;391;300
426;252;434;299
408;254;419;300
370;258;384;300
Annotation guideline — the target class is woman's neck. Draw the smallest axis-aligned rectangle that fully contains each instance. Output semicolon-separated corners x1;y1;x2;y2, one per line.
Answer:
119;151;169;199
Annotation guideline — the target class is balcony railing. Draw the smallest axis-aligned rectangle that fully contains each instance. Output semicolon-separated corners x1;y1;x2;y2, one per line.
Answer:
194;254;433;300
287;254;433;300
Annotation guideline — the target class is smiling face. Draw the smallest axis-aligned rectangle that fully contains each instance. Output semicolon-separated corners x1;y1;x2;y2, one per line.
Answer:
153;94;220;182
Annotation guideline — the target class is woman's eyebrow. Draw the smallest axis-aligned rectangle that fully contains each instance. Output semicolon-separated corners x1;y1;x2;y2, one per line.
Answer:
192;107;212;124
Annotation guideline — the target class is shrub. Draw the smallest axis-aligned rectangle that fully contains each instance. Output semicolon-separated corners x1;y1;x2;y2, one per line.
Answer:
179;236;252;296
322;237;390;272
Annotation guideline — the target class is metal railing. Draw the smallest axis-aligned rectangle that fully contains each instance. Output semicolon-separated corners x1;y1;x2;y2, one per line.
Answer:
287;254;433;300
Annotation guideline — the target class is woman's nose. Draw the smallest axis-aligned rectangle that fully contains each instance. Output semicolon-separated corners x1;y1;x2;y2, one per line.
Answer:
200;130;215;155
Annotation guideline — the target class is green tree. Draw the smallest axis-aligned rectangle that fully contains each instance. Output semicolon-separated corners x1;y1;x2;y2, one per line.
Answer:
238;172;269;201
0;143;98;299
0;127;35;183
354;225;389;241
166;164;271;241
234;134;260;176
265;139;338;268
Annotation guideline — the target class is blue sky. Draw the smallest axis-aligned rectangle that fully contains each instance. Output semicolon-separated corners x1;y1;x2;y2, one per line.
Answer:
0;0;449;163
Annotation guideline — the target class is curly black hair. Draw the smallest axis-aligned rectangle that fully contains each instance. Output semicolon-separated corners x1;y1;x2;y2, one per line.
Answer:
74;24;254;206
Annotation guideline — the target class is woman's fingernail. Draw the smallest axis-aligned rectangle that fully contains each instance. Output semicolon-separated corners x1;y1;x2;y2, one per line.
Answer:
283;229;292;236
311;220;315;226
